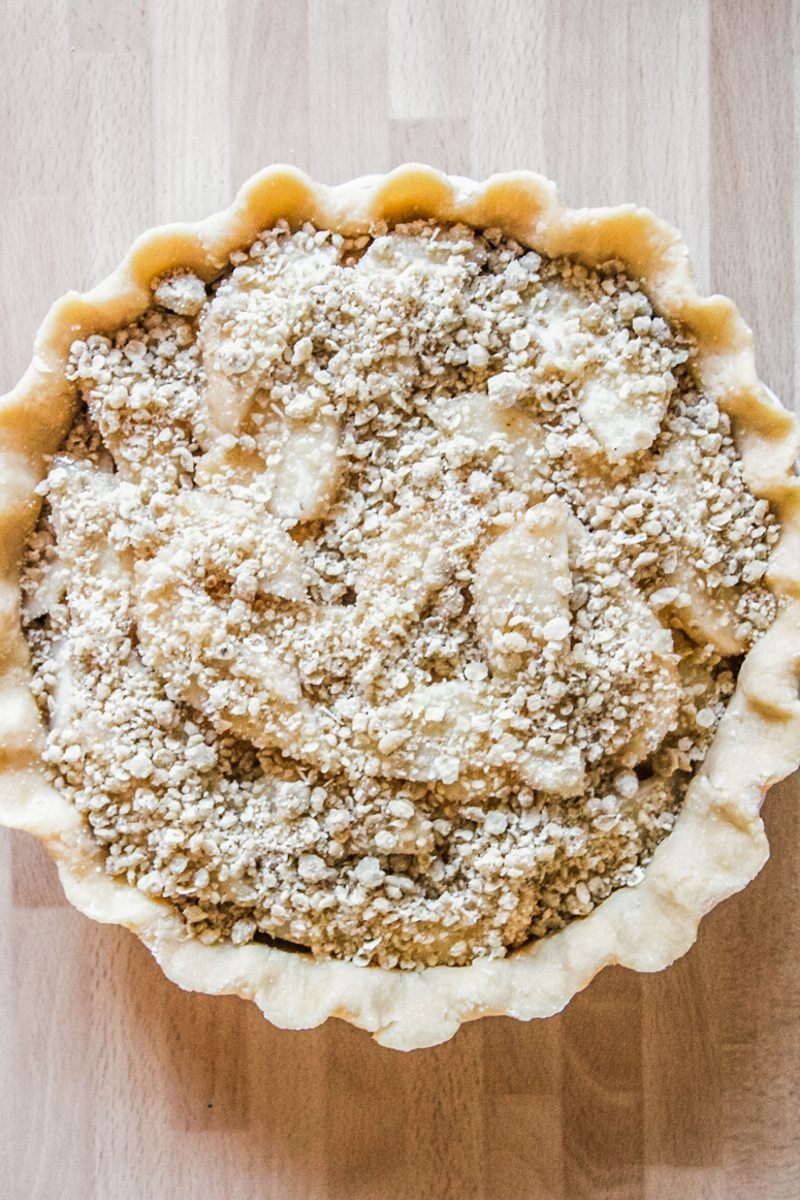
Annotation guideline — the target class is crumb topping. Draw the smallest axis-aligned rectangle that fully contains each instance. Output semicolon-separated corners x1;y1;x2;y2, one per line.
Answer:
20;221;779;968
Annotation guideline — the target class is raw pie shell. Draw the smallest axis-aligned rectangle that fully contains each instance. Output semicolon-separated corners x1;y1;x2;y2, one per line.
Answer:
1;166;799;1050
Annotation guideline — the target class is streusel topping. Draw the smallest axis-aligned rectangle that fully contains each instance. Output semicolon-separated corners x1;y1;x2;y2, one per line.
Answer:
20;221;778;968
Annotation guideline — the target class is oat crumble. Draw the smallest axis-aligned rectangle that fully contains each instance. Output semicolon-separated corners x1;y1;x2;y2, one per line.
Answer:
20;221;779;969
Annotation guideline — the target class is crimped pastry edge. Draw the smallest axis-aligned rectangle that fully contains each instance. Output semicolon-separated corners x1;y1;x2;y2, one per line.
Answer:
1;164;799;1050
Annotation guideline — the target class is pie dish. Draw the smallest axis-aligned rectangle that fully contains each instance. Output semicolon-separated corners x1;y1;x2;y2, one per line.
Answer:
2;165;799;1050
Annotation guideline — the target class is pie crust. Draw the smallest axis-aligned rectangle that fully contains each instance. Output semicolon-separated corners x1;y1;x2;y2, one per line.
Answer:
2;165;800;1050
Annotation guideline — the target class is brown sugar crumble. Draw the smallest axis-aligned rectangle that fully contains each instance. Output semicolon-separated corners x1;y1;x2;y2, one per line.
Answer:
20;221;779;969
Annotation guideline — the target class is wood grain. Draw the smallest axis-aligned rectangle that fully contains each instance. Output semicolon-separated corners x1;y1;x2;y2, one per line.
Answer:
1;1;798;1196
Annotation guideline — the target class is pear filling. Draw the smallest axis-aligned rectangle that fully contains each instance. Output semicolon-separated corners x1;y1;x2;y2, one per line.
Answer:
21;221;778;969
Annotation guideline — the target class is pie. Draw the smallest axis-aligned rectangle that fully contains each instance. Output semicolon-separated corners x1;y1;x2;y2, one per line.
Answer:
2;167;799;1049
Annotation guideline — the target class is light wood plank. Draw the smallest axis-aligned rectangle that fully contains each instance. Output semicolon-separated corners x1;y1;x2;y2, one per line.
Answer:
0;2;797;1197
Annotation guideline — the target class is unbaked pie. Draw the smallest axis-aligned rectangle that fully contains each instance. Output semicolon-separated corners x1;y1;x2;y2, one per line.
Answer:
2;167;799;1048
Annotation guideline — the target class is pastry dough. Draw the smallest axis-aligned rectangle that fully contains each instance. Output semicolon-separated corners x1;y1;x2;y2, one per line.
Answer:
2;166;799;1050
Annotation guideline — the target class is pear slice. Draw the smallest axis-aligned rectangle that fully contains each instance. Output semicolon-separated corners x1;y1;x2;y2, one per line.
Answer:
663;566;745;656
196;409;340;525
433;391;547;494
265;413;340;522
354;502;460;637
134;493;328;764
47;459;133;601
578;373;671;460
362;679;585;797
472;497;572;673
654;440;746;655
610;576;681;765
201;360;254;437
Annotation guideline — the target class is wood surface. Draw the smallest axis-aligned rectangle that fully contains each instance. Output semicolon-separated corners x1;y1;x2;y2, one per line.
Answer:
1;1;798;1197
